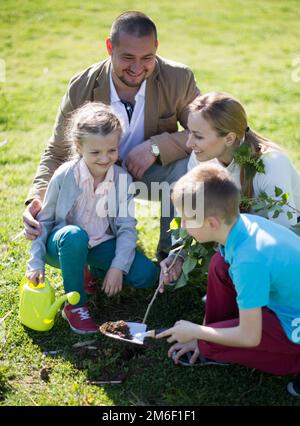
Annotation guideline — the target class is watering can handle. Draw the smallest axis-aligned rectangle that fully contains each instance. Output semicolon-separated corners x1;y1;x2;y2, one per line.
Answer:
19;276;48;294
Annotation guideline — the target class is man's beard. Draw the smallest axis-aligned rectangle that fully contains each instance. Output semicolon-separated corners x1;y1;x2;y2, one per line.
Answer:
117;72;146;88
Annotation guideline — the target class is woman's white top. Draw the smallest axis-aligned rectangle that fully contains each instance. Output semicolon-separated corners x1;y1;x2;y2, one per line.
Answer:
188;150;300;226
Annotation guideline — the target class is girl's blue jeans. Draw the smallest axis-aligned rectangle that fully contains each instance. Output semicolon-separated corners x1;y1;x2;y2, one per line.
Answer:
45;225;159;306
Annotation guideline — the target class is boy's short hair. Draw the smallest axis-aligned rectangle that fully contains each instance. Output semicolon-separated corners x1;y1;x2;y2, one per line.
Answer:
172;164;240;224
110;11;157;46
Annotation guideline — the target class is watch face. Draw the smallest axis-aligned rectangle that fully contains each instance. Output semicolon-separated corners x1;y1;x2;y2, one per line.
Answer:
151;144;160;156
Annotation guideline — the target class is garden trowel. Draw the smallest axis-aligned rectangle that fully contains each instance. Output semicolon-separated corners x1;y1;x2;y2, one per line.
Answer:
100;321;167;345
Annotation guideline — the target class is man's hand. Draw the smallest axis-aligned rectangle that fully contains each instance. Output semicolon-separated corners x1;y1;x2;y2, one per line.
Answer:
23;199;42;240
159;255;184;293
125;140;157;179
101;267;123;297
26;269;45;286
156;320;201;343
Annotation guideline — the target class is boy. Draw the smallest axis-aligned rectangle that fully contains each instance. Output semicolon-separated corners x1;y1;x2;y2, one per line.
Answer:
157;164;300;397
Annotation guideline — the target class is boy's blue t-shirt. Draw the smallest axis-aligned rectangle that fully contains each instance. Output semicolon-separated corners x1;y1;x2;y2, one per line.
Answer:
219;214;300;344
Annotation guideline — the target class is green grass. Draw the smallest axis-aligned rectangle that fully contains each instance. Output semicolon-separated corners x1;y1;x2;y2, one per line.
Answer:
1;0;300;406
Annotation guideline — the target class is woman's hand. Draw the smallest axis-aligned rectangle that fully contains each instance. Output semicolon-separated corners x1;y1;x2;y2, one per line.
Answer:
26;269;45;286
159;255;184;293
101;267;123;297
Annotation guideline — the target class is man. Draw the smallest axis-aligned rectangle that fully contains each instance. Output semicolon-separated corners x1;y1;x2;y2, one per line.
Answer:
23;11;200;260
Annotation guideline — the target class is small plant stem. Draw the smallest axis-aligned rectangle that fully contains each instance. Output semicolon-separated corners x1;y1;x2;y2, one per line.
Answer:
142;248;183;324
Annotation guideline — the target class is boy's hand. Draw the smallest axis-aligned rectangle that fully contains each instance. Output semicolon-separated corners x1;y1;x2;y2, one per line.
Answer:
159;255;184;293
23;199;42;240
26;269;45;286
102;268;123;297
167;340;200;365
156;320;200;343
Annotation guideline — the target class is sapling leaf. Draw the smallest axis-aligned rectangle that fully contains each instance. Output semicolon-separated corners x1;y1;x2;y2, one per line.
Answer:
281;193;289;203
245;163;256;179
189;242;208;257
179;228;189;239
274;186;283;197
252;201;267;212
174;272;188;290
272;210;280;219
171;228;180;240
259;191;268;200
169;217;181;230
287;211;293;220
182;257;197;275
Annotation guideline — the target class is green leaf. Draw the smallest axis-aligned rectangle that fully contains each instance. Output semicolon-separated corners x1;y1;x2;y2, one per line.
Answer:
179;228;189;239
256;158;265;173
281;192;289;203
171;228;180;241
287;211;293;220
190;243;208;257
234;143;251;157
244;163;256;179
252;201;267;212
174;272;188;290
169;217;181;230
182;257;197;275
272;210;280;219
259;191;268;200
274;186;283;197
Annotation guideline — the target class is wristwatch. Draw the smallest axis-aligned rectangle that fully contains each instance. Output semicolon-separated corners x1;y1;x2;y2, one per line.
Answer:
150;143;160;160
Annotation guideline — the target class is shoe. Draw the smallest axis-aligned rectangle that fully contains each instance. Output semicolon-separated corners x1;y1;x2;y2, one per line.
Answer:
287;374;300;397
62;303;98;334
171;351;229;367
84;267;98;295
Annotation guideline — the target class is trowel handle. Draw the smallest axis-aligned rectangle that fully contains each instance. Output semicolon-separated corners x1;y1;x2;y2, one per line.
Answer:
146;328;168;338
155;328;168;336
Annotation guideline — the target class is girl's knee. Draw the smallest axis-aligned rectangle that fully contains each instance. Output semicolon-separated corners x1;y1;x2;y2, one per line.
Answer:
126;256;159;289
57;225;89;246
135;262;159;288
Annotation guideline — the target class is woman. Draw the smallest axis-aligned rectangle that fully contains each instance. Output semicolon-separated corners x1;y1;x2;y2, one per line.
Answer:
187;91;300;226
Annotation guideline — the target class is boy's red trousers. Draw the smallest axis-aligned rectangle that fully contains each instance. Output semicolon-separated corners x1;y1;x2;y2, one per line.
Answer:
198;252;300;375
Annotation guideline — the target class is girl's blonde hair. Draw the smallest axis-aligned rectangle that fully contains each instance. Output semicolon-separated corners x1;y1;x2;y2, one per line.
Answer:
189;92;281;198
66;102;122;148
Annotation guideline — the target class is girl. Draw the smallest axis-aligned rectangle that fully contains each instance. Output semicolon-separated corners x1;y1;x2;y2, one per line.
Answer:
187;91;300;226
26;102;159;334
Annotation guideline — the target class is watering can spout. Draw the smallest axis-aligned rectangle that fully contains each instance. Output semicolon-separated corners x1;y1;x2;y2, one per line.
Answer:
46;291;80;322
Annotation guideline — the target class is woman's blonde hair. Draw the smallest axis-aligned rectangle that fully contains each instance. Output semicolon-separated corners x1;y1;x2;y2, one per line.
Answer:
66;102;122;150
189;92;280;198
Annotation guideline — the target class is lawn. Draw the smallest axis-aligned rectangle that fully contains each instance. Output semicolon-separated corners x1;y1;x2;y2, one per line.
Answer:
0;0;300;407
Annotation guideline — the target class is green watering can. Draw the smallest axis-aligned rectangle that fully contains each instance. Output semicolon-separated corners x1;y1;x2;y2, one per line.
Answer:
19;277;80;331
